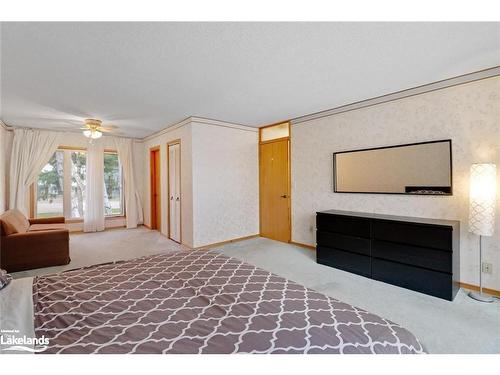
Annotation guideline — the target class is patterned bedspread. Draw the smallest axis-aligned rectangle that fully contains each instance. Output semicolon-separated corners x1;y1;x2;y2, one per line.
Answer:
33;251;424;354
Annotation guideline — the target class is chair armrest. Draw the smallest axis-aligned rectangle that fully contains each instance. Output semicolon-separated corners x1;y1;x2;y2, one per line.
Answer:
29;216;66;225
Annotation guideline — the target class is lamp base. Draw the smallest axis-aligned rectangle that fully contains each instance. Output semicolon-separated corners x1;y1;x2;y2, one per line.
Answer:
468;291;494;303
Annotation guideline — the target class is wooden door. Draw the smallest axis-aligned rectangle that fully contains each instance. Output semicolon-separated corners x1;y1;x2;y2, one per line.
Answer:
168;142;181;243
260;138;290;242
150;147;161;230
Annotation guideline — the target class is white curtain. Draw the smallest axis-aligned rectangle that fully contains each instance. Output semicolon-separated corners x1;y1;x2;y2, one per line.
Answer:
114;137;143;228
9;128;61;216
84;140;105;232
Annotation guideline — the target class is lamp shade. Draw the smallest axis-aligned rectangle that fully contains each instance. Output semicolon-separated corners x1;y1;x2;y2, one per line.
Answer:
469;163;496;236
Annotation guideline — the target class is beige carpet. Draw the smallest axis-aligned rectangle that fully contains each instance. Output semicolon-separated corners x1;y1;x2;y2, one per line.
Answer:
11;226;187;279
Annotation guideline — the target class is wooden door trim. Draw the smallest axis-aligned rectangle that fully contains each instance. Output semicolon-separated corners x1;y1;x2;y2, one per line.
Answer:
149;146;160;230
259;134;292;243
167;140;182;244
288;124;292;241
259;136;290;145
259;120;292;130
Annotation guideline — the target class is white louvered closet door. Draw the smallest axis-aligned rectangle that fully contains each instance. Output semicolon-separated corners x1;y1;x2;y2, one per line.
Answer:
168;143;181;243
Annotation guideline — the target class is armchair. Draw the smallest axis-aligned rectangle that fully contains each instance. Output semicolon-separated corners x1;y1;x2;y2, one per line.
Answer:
0;209;70;273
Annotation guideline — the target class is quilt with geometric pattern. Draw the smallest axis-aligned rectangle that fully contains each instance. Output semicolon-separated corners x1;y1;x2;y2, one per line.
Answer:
33;251;425;354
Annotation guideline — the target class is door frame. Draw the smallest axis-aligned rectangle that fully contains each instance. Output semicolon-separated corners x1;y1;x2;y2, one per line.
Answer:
167;139;182;244
149;146;161;230
258;122;292;242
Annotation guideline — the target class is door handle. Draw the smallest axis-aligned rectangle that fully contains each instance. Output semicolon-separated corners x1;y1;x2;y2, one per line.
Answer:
170;196;173;200
280;194;288;198
176;197;180;201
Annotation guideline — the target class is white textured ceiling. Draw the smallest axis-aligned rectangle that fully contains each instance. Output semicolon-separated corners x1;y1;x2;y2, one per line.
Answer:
1;22;499;138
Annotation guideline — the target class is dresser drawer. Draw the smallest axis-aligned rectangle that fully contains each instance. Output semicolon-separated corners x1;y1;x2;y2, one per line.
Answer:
317;231;370;256
372;220;452;251
372;258;452;300
317;214;371;238
317;246;371;278
372;240;452;273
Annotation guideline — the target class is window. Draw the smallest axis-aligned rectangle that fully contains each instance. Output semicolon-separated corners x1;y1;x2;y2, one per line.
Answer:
36;151;64;218
104;152;123;216
260;122;290;142
70;151;86;218
34;149;123;219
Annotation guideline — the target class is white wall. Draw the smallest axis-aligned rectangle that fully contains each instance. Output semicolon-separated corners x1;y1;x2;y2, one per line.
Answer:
291;76;500;290
191;120;259;248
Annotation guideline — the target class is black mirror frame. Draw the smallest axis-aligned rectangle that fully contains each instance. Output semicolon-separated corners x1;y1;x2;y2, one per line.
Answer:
332;139;453;196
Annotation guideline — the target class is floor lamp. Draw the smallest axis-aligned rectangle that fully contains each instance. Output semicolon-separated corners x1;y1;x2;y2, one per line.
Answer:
468;163;496;303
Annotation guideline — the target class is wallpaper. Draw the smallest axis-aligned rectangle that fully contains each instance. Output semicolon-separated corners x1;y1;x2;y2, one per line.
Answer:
291;76;500;289
191;121;259;247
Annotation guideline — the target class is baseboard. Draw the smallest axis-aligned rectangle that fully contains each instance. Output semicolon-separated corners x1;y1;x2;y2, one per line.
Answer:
459;282;500;297
290;241;315;250
197;234;260;249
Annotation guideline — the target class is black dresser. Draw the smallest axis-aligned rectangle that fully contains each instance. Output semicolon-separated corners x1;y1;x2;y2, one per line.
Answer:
316;210;460;301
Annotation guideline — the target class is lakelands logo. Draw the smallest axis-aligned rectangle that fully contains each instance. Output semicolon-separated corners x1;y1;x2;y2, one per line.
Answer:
0;329;49;353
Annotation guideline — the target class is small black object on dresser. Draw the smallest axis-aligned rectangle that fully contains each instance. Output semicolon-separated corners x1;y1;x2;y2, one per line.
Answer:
316;210;460;301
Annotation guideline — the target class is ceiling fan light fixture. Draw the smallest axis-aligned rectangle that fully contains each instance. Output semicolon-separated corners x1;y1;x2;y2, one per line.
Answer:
91;130;103;139
83;129;103;139
83;118;104;139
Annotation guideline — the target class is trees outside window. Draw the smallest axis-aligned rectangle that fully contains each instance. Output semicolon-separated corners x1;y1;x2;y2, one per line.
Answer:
36;151;64;218
104;153;123;216
70;151;86;218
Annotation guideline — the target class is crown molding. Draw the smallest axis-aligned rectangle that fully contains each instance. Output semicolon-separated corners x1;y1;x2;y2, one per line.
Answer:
0;120;14;131
291;66;500;125
140;116;257;143
140;117;192;142
0;118;145;141
190;117;258;133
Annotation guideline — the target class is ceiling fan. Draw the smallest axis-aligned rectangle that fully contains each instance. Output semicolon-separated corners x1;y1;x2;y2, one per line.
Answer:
80;118;117;139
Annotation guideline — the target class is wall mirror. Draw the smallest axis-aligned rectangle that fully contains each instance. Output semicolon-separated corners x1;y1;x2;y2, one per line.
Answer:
333;140;452;195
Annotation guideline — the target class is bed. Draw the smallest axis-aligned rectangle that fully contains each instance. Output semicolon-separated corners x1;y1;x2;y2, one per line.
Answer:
1;250;425;354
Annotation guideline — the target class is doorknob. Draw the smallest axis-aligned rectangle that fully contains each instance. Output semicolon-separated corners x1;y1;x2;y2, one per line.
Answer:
280;194;288;198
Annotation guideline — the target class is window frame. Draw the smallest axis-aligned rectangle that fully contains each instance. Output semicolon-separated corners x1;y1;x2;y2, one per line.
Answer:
31;147;125;221
103;151;125;218
259;121;290;144
68;149;87;220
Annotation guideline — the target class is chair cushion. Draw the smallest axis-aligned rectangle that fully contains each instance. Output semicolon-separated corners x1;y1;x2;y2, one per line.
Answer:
28;223;67;232
0;209;30;235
